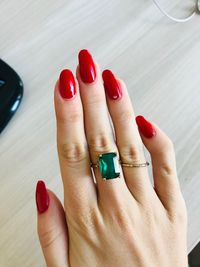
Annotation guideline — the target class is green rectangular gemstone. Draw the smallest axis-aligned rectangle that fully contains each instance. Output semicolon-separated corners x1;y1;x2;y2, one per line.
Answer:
99;152;120;180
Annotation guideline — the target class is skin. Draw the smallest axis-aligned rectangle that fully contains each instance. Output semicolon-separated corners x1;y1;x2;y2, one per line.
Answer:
36;56;188;267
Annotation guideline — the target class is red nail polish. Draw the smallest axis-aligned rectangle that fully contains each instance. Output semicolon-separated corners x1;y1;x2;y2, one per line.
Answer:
78;49;96;83
36;180;50;214
59;69;76;99
102;70;122;100
135;115;156;138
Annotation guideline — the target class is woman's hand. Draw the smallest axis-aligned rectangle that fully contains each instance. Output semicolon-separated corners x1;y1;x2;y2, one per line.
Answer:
35;50;188;267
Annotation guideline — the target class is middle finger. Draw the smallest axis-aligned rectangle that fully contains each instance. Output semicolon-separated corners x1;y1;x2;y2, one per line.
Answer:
76;49;132;204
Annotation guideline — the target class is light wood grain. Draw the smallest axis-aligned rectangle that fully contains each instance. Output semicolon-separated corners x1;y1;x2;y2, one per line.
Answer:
0;0;200;266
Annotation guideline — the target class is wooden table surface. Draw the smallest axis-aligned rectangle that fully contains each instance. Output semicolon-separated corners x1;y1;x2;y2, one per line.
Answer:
0;0;200;266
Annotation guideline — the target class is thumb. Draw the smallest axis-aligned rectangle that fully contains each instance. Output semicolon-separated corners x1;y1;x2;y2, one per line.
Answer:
36;180;68;267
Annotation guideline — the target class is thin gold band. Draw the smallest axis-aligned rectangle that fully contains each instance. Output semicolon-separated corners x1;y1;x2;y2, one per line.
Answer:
119;161;150;167
90;161;149;168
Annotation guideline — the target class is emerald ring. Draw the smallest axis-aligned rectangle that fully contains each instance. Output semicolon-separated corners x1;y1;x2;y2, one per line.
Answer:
90;152;149;181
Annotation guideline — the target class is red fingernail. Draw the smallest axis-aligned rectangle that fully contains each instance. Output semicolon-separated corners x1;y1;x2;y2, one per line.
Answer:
36;180;50;214
102;70;122;100
59;69;76;99
78;49;96;83
135;115;156;138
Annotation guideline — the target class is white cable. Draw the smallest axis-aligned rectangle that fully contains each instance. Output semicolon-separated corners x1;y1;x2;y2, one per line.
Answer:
152;0;199;22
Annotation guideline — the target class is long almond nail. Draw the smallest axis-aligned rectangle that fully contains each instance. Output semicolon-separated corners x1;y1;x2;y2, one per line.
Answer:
78;49;96;83
36;180;50;214
136;115;156;138
102;70;122;100
59;69;76;100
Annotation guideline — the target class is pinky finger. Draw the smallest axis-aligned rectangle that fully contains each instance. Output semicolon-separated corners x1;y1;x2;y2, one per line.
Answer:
135;116;184;212
36;181;68;267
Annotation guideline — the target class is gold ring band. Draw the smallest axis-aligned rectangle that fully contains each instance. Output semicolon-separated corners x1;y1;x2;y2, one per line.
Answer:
90;160;149;168
119;162;149;167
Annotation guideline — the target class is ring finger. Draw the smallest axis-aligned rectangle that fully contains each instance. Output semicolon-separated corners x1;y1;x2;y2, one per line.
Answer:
102;69;155;202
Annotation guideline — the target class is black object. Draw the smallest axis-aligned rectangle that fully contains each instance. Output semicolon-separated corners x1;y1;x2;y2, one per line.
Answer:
0;59;23;133
188;242;200;267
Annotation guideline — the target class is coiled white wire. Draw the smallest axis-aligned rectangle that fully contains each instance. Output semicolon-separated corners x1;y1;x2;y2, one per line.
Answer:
152;0;199;22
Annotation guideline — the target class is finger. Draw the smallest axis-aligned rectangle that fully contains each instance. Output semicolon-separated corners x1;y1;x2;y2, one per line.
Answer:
102;70;154;202
76;50;132;205
54;69;97;214
36;181;68;267
135;115;183;211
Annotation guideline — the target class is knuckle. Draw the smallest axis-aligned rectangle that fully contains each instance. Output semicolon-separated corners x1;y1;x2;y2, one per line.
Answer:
87;92;105;107
59;142;88;164
169;210;187;226
57;109;82;124
120;144;144;162
71;207;102;234
115;211;131;231
67;111;82;123
159;163;175;177
39;227;63;249
88;133;112;154
87;93;105;106
118;110;133;123
108;206;133;234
